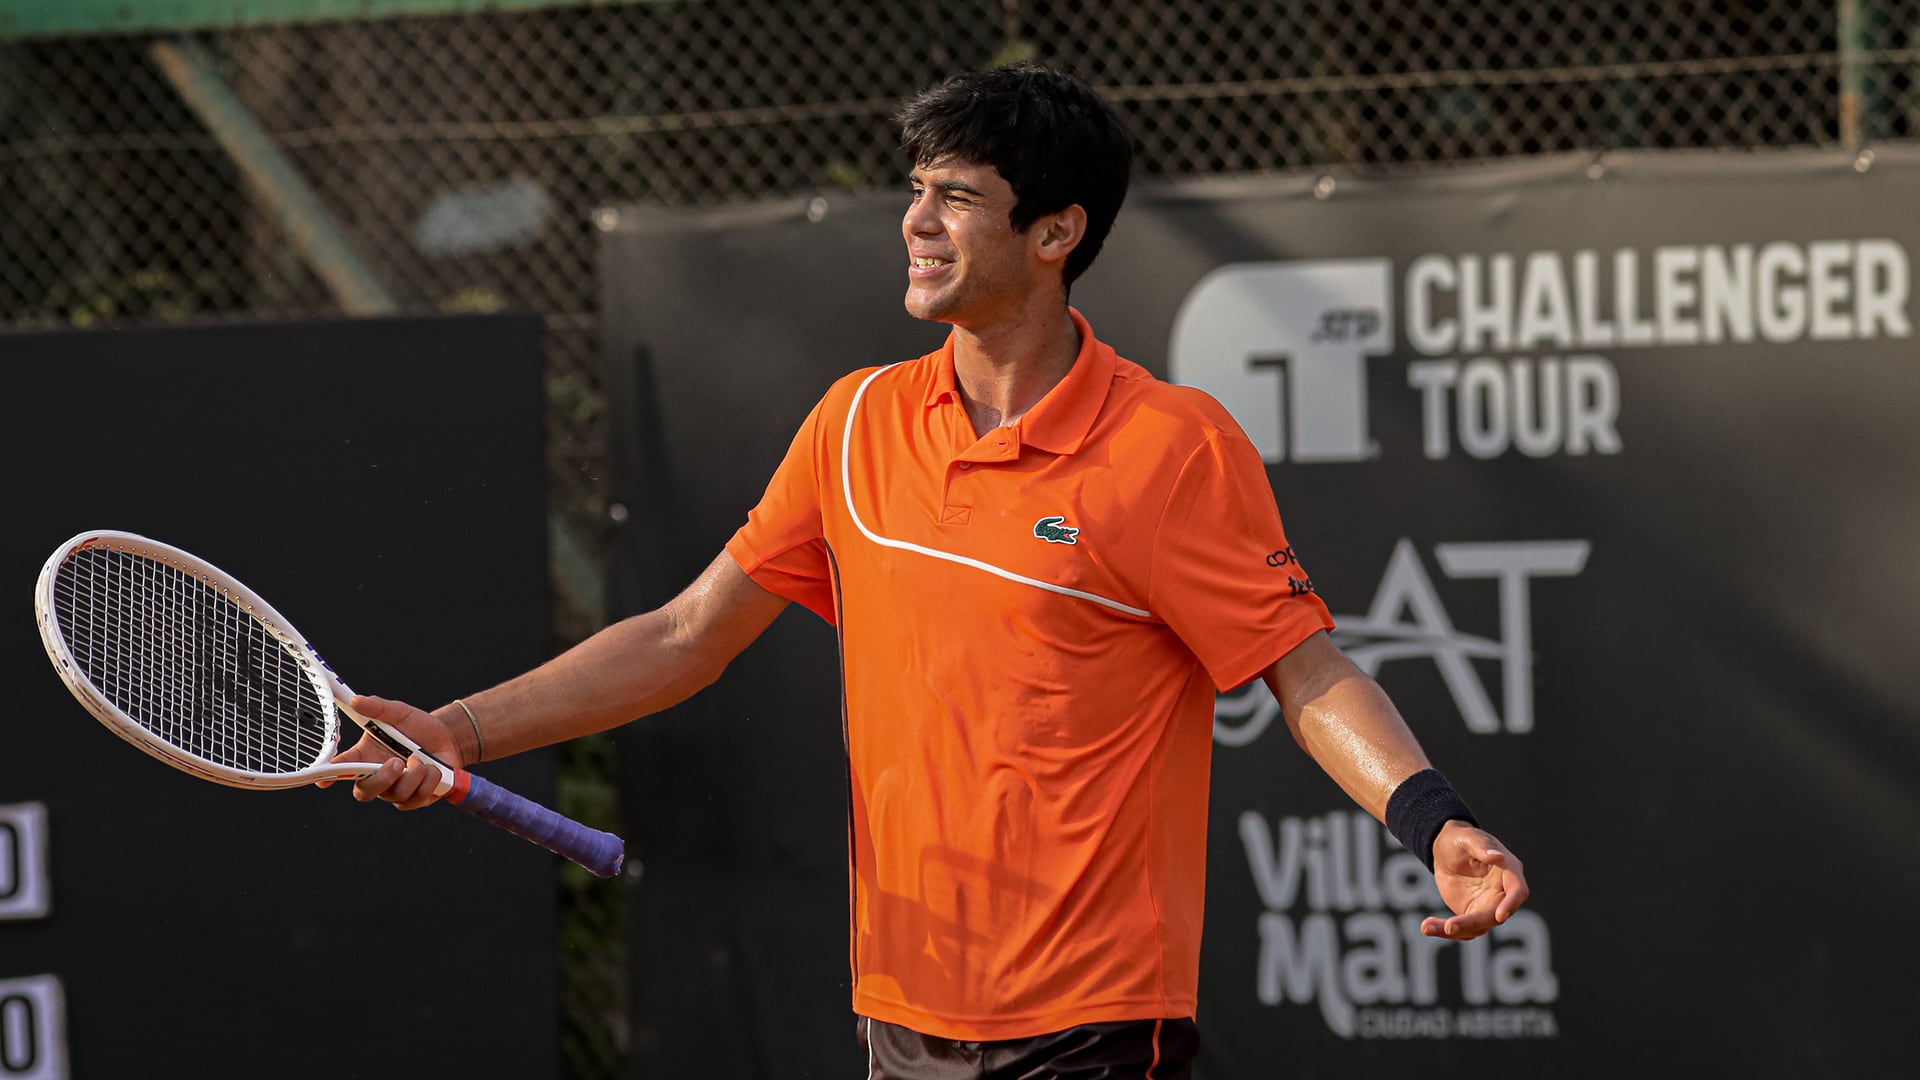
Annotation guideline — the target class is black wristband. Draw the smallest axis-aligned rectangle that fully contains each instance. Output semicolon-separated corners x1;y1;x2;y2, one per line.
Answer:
1385;768;1477;873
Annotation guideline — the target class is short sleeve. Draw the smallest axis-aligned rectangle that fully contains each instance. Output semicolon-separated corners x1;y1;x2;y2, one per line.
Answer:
726;395;837;624
1148;428;1335;690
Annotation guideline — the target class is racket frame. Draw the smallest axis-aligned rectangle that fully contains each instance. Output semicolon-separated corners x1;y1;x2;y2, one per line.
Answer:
35;530;624;879
35;530;444;792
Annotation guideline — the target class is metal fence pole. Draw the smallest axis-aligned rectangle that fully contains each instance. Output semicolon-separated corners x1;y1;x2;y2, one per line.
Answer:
149;36;396;314
1838;0;1864;149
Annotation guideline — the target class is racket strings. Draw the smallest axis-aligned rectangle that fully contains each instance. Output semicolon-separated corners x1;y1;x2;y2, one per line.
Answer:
53;547;334;775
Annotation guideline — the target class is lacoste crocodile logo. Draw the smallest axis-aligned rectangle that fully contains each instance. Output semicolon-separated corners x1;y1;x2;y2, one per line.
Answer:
1033;516;1080;545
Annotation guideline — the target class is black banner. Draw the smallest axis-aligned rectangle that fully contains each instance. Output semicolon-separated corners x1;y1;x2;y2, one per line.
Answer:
0;315;559;1079
601;149;1920;1077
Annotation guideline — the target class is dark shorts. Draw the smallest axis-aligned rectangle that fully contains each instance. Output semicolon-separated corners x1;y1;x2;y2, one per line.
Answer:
856;1015;1200;1080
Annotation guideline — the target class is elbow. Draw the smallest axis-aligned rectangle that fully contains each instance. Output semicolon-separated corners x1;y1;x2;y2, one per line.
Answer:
686;651;732;695
662;627;741;704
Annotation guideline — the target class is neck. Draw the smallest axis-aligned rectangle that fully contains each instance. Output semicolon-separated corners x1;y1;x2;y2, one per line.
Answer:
951;304;1080;436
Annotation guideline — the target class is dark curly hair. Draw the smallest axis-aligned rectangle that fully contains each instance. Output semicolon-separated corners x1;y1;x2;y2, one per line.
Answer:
896;63;1134;288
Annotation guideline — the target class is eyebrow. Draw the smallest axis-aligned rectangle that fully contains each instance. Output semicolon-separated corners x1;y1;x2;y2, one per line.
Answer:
909;173;986;197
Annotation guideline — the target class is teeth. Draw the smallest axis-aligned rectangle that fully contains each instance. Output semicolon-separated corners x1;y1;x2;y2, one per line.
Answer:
913;257;948;268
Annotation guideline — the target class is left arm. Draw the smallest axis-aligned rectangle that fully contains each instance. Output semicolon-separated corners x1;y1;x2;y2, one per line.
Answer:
1263;630;1530;940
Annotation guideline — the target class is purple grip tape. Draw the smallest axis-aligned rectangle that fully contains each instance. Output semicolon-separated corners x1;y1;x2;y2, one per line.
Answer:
451;773;625;879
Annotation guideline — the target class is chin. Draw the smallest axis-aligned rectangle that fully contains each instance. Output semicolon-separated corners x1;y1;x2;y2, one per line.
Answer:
903;288;959;324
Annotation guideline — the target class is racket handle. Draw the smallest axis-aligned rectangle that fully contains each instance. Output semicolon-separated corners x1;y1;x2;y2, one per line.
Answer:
444;771;625;879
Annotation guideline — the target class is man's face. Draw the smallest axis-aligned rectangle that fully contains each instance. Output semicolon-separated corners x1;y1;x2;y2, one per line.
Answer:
901;158;1037;326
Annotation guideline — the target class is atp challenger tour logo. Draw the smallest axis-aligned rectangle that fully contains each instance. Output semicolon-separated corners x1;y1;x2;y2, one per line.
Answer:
1170;241;1912;462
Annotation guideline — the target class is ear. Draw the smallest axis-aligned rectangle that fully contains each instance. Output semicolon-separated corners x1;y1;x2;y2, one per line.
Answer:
1032;204;1088;267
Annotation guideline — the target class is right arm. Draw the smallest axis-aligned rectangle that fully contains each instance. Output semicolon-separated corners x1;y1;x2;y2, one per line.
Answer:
338;549;788;808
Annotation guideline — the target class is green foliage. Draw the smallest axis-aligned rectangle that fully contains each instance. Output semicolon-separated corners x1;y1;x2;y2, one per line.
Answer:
438;285;506;313
47;267;223;326
986;39;1038;68
556;729;630;1078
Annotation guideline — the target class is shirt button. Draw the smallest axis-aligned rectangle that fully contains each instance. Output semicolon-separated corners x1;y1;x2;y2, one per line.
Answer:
958;462;971;471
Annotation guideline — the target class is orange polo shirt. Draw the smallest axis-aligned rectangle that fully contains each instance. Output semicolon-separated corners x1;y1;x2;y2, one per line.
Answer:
725;308;1334;1041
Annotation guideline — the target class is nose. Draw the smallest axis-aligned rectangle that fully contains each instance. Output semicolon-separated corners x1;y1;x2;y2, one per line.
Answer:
902;194;941;240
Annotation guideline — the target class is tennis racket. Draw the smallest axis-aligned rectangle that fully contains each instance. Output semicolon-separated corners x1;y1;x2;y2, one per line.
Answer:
33;530;624;879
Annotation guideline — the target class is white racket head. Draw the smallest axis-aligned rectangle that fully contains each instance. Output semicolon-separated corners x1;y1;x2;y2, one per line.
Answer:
34;531;378;790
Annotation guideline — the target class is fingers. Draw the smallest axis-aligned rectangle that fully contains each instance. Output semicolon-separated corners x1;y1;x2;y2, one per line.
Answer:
324;694;455;809
328;729;395;767
349;694;462;767
1425;832;1531;941
1439;833;1527;886
1493;860;1532;923
1473;847;1531;920
1420;910;1498;940
345;757;403;802
350;693;426;725
320;693;462;801
347;752;448;811
315;729;392;789
1435;826;1508;873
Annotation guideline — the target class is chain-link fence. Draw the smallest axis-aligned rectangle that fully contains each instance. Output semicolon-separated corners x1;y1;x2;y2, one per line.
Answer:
5;1;1917;554
3;1;1915;1075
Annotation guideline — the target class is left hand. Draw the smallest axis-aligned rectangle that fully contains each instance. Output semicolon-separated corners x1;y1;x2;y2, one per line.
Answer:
1421;820;1529;940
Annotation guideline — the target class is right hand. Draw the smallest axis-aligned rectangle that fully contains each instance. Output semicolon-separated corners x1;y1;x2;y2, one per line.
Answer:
322;694;465;811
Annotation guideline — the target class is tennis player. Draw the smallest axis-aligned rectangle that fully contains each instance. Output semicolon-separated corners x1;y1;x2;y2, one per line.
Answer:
340;63;1528;1078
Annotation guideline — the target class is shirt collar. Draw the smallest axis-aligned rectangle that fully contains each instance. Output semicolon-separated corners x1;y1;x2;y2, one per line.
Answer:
921;307;1116;457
